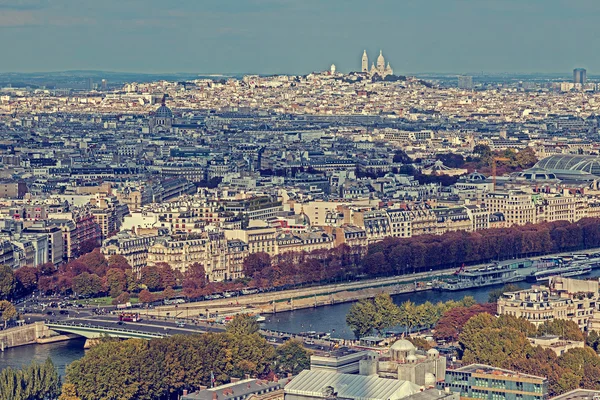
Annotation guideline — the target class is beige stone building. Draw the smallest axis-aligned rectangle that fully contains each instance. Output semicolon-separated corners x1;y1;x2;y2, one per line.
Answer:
101;228;165;275
485;191;536;226
497;277;600;331
224;221;278;256
528;336;584;356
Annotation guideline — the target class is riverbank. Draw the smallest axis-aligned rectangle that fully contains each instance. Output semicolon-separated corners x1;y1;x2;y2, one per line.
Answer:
150;246;600;319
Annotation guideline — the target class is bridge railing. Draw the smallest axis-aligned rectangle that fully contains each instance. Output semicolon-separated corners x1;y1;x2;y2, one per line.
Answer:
45;320;168;337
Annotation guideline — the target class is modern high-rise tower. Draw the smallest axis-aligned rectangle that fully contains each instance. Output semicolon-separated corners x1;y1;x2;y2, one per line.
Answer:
573;68;587;85
458;75;474;90
362;50;369;73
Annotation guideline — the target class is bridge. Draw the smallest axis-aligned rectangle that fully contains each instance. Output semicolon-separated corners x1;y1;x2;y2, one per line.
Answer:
46;321;170;339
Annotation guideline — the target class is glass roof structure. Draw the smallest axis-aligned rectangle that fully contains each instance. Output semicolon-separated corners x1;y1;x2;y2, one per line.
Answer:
534;155;600;176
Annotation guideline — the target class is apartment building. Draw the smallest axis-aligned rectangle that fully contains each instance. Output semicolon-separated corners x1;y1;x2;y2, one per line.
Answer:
484;191;536;226
497;277;600;331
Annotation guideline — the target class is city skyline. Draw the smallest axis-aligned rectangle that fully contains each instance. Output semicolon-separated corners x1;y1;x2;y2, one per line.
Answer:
0;0;598;75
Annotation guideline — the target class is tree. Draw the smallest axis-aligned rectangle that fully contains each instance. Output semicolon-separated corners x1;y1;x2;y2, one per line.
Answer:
163;286;176;300
138;289;154;304
0;300;17;328
59;383;81;400
538;319;585;341
157;263;177;289
276;339;311;375
0;358;60;400
346;299;377;339
37;262;56;276
0;265;15;299
107;254;131;270
373;294;399;334
65;338;166;400
243;253;271;278
398;300;419;333
72;272;104;297
461;327;533;366
139;265;162;291
182;263;207;299
105;268;127;298
111;292;130;306
434;303;497;342
226;314;260;336
15;266;38;295
78;238;100;255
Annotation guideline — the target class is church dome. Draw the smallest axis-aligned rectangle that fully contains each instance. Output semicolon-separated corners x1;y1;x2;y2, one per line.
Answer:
377;50;385;64
406;354;417;363
390;339;415;352
427;348;439;356
155;104;173;119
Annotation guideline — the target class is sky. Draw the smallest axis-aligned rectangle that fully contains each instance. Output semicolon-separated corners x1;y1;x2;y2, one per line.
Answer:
0;0;598;75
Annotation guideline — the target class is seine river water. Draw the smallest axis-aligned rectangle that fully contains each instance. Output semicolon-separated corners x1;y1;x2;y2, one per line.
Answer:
4;269;600;373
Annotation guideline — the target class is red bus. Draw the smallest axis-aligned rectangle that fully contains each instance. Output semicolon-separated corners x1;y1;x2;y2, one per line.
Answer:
119;312;141;322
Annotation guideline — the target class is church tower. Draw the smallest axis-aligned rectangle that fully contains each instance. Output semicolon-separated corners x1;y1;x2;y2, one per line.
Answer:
362;50;369;73
377;50;385;73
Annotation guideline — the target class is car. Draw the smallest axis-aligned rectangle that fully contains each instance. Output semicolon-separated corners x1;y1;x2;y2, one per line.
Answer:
304;339;315;345
176;322;185;328
267;337;277;343
117;321;124;326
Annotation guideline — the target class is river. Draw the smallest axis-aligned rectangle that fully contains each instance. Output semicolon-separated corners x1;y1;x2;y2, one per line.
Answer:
4;269;600;373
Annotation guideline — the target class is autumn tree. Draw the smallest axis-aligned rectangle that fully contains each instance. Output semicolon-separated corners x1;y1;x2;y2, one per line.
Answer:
243;252;271;278
107;254;131;270
434;303;497;342
138;289;154;304
0;265;15;299
139;265;162;291
163;286;176;300
157;263;177;289
15;266;38;295
182;263;207;299
112;292;131;306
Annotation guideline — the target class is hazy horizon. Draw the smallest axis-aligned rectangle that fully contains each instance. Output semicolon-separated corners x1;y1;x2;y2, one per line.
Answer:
0;0;597;75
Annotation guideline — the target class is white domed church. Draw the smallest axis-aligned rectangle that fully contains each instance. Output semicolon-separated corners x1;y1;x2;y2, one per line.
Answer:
361;49;394;79
358;339;446;387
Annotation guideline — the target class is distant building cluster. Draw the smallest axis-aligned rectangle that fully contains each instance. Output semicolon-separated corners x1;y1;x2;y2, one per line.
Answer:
0;57;599;286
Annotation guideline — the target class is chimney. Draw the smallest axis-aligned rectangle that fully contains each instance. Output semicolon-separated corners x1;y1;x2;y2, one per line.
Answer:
245;374;251;380
200;386;208;390
287;373;292;378
183;390;189;396
212;392;218;400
